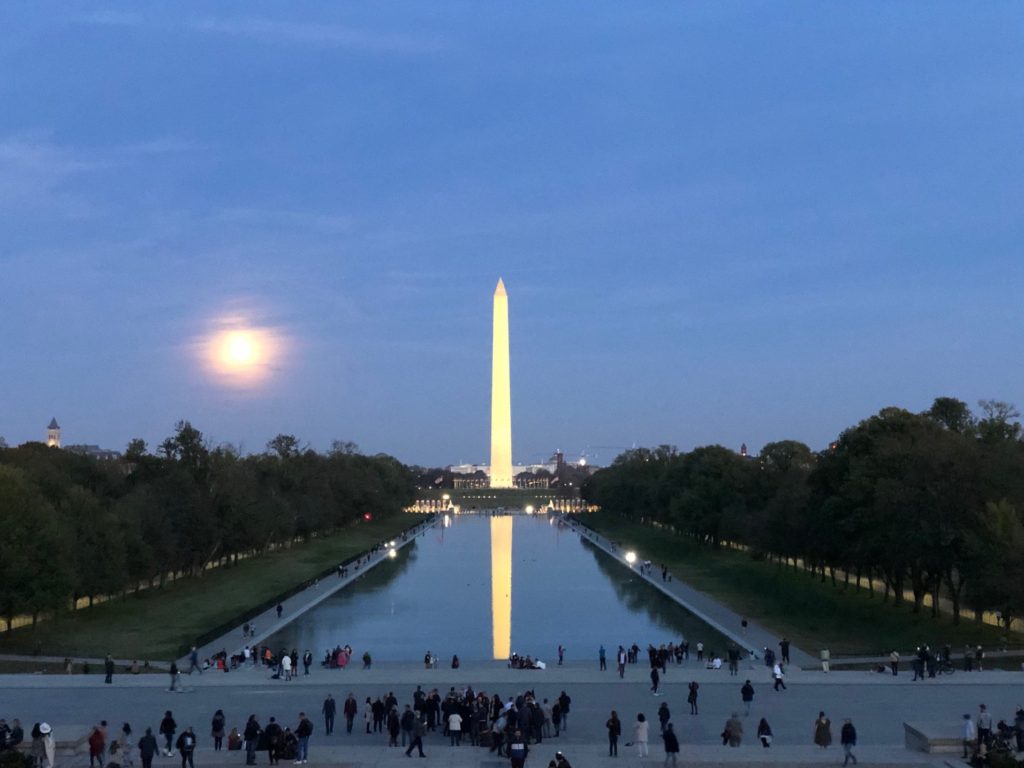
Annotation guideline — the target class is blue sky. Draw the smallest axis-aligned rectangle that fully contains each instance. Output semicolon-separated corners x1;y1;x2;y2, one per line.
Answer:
1;2;1022;466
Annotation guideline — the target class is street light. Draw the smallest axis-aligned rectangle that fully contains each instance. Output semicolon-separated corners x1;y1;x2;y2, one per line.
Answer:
625;551;637;565
388;547;397;559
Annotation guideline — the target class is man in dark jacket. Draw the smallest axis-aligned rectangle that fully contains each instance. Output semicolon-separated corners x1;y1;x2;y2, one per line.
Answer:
321;695;336;735
295;713;313;763
104;655;115;684
138;728;158;768
264;717;282;765
840;719;857;766
508;731;528;768
342;694;357;735
159;712;176;757
243;716;261;766
174;727;196;768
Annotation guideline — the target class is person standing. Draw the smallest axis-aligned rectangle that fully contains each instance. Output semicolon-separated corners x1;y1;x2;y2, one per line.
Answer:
696;642;704;661
105;655;115;684
211;710;225;751
159;712;177;758
889;650;900;676
599;645;607;671
447;711;462;746
977;704;992;747
294;712;313;764
243;716;260;766
322;695;336;736
276;604;283;619
662;723;679;767
813;712;832;748
175;727;196;768
962;714;977;759
606;711;620;757
168;661;180;692
88;723;106;768
138;728;158;768
741;680;755;716
687;681;699;715
633;713;649;758
779;638;790;665
617;646;627;678
820;648;830;673
650;666;660;696
281;653;292;681
264;717;282;765
558;645;565;665
400;706;415;747
558;692;571;732
840;719;858;766
302;651;312;676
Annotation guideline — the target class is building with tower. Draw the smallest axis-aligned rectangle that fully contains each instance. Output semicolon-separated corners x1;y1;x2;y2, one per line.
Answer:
46;418;61;448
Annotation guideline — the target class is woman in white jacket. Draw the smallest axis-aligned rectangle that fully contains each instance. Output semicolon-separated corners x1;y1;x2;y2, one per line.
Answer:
633;713;649;757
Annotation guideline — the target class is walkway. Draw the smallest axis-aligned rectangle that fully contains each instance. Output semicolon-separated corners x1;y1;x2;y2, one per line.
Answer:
564;516;817;668
187;516;439;664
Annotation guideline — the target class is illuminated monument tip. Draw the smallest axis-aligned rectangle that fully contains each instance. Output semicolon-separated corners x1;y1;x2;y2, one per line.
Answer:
490;278;513;489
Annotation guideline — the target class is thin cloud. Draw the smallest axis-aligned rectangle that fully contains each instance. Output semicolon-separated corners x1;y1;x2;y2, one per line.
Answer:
84;11;443;55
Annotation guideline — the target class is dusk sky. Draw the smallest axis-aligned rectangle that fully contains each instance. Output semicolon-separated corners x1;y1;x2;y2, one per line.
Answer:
2;3;1022;467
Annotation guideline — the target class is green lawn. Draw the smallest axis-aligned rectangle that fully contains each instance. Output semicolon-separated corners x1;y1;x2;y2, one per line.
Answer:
0;513;421;661
583;511;1024;656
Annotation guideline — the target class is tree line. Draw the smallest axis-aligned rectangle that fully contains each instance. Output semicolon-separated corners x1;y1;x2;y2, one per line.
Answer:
582;398;1024;628
0;422;414;628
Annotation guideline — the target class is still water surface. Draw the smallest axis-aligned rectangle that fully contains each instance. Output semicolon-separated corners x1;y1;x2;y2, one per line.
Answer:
265;514;729;661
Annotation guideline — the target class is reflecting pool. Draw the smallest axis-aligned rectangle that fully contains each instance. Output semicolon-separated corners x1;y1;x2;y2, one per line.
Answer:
264;513;730;661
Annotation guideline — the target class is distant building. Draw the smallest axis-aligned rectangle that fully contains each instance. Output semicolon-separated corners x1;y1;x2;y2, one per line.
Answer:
65;444;122;462
46;418;61;448
739;442;748;458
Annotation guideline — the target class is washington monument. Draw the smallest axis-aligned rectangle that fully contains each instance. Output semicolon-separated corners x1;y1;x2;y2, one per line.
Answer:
490;278;513;488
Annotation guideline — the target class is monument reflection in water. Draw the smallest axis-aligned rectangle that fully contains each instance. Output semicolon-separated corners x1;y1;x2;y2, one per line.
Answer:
263;514;730;661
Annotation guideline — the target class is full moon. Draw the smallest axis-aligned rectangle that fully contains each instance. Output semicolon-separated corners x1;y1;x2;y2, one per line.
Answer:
202;323;283;388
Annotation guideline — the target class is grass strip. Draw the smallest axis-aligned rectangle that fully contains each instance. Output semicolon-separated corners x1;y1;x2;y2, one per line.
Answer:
583;511;1024;656
0;513;419;661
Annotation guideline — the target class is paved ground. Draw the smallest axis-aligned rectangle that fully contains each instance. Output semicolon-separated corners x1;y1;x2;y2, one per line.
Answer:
1;660;1014;766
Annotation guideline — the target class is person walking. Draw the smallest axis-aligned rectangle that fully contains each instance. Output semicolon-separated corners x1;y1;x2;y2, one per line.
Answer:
687;681;699;715
606;711;621;757
757;718;773;748
363;698;373;735
294;712;312;764
617;646;627;678
772;662;787;690
138;729;158;768
657;703;671;734
104;655;115;684
188;647;200;675
264;718;282;765
962;713;977;759
723;713;742;747
404;715;426;758
662;723;679;767
276;604;283;619
174;727;196;768
889;650;900;676
779;637;790;665
159;712;177;757
741;680;755;716
168;662;180;692
599;645;607;671
840;719;858;765
632;713;649;758
813;711;832;748
820;648;830;673
211;710;225;751
321;695;336;736
650;666;660;696
508;731;529;768
88;723;106;768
